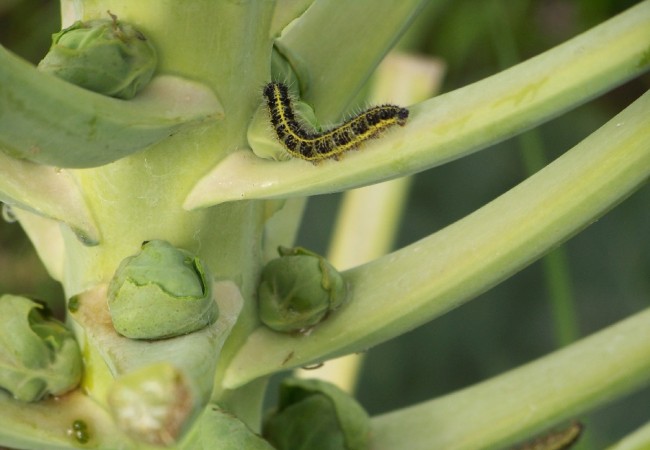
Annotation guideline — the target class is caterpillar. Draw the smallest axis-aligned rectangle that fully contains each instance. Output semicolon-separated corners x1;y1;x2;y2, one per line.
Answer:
263;82;408;163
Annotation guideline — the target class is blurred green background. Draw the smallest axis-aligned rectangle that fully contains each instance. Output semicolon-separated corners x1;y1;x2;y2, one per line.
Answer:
1;0;648;448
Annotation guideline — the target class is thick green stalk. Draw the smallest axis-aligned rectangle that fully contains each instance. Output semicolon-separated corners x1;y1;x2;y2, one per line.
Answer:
186;0;650;207
517;131;580;348
516;131;580;347
370;307;650;449
53;0;276;336
0;154;99;245
5;2;280;445
224;89;650;387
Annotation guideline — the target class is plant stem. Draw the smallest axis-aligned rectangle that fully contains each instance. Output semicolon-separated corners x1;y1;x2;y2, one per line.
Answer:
607;421;650;450
370;307;650;450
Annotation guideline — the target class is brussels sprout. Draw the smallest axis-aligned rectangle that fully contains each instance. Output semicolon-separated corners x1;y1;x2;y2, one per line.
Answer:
107;362;196;446
0;294;82;402
38;13;157;99
198;407;275;450
258;246;348;333
108;240;218;340
263;378;370;450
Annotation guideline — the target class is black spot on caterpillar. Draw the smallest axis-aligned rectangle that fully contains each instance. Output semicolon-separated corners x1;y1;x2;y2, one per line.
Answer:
263;82;408;163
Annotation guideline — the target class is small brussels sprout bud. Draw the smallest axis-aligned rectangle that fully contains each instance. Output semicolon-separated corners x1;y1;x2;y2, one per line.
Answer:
108;240;217;340
107;362;196;446
0;294;82;402
258;247;348;333
38;13;157;99
263;378;370;450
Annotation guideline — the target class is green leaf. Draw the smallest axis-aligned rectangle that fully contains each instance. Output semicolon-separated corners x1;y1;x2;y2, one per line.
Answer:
0;295;82;402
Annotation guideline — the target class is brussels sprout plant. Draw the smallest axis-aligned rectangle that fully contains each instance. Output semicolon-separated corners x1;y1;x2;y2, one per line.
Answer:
0;1;649;449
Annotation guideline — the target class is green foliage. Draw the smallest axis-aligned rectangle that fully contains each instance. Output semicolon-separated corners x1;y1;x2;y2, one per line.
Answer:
0;0;648;448
0;294;81;402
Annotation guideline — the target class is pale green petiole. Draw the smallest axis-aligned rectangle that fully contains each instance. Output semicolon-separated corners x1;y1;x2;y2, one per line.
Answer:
370;307;650;450
10;209;66;281
0;154;100;244
186;0;650;208
224;88;650;387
